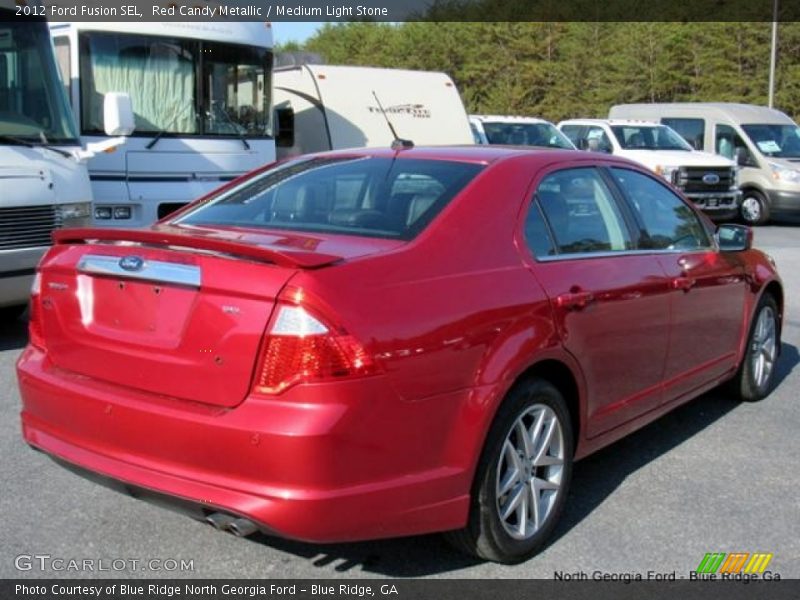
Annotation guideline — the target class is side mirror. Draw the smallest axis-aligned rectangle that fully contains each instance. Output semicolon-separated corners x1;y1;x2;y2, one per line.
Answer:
716;223;752;252
103;92;135;137
274;106;295;148
735;146;751;167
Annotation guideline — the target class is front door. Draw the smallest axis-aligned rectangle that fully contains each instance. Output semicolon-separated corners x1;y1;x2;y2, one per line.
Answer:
608;167;748;401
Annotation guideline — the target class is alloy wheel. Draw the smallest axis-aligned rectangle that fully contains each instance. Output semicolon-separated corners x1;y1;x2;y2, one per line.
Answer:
495;404;564;540
750;305;777;390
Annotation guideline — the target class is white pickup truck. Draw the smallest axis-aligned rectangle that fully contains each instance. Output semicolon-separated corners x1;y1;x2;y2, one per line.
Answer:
558;119;740;220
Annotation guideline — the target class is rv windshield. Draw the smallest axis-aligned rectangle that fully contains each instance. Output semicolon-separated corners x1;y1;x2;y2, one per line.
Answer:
610;125;692;151
741;124;800;159
79;31;273;138
483;121;574;149
0;17;79;143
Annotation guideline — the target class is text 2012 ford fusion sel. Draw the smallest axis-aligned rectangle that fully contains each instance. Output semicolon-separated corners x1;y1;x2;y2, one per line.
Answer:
17;146;782;563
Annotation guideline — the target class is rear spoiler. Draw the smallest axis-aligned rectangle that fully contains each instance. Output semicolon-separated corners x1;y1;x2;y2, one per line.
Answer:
53;227;342;269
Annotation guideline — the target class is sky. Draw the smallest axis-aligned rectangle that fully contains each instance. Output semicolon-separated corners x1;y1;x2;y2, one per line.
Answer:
272;22;325;45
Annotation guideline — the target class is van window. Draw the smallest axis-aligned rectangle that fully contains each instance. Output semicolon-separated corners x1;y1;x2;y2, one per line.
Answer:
715;124;751;162
661;118;705;150
741;123;800;159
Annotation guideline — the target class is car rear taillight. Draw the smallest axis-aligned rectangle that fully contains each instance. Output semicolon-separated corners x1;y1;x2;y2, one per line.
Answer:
253;303;377;395
29;272;45;351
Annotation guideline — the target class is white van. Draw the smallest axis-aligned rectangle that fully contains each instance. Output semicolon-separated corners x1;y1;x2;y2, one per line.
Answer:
50;21;275;227
469;115;575;149
610;103;800;224
0;7;132;318
558;118;740;220
273;64;473;158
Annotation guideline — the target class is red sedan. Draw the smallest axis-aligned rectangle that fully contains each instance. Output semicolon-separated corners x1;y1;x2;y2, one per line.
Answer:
17;147;782;563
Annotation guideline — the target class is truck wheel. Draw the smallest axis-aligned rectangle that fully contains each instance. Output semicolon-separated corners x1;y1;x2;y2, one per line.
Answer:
729;294;780;402
446;378;573;563
740;190;770;225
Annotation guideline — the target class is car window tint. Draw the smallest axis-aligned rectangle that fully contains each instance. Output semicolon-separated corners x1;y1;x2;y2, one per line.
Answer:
715;124;751;162
585;126;613;152
523;201;556;257
177;157;483;240
536;168;632;255
611;168;711;251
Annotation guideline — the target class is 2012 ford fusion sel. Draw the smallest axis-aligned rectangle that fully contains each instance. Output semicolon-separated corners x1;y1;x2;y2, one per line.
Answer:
17;146;783;563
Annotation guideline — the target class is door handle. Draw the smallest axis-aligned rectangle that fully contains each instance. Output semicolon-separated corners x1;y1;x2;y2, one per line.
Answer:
671;276;696;292
555;290;595;310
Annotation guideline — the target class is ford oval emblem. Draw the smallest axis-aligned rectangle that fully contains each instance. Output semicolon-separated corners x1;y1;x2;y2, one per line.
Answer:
703;173;721;185
119;256;145;272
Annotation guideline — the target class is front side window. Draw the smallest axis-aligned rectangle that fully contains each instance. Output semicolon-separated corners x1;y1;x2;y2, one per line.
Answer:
559;124;583;146
741;123;800;159
535;167;632;255
662;117;705;150
715;124;751;161
611;168;711;251
0;19;78;142
176;157;483;240
584;126;613;152
610;125;693;151
79;31;272;137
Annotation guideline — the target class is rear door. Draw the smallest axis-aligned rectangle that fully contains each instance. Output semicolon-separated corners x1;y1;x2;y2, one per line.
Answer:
608;167;748;400
522;165;672;437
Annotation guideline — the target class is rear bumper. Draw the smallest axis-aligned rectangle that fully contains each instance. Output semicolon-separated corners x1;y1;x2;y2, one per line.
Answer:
17;347;472;542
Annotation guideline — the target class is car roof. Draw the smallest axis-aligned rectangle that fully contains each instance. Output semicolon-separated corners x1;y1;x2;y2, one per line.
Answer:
560;118;662;127
306;145;582;165
470;114;552;125
613;102;794;124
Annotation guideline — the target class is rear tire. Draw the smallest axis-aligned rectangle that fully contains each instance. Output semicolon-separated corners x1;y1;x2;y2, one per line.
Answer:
740;190;770;226
730;294;780;402
446;378;573;563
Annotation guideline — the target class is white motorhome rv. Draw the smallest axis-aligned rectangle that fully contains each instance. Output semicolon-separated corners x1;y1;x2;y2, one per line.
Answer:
0;5;133;318
50;21;275;227
273;64;473;159
610;103;800;225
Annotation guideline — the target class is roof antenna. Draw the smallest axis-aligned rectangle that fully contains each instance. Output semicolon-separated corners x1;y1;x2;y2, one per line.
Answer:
372;91;414;151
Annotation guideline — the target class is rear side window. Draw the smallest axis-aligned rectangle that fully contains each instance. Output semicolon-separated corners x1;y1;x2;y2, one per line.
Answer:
534;168;632;256
177;157;484;240
611;168;711;251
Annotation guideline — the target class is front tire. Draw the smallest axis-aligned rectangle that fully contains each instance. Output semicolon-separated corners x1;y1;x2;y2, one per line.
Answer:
740;190;770;225
447;378;573;563
730;294;780;402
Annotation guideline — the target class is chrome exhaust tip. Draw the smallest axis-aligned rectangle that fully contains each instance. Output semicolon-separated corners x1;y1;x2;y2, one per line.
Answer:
206;512;236;531
229;517;259;537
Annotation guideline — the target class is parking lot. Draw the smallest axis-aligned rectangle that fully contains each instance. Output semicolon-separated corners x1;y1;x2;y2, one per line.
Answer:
1;224;798;580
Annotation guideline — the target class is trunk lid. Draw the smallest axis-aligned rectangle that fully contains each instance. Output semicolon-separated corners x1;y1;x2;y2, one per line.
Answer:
38;225;401;408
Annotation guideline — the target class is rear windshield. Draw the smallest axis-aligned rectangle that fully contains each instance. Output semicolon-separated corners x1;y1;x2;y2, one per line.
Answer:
176;156;484;240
